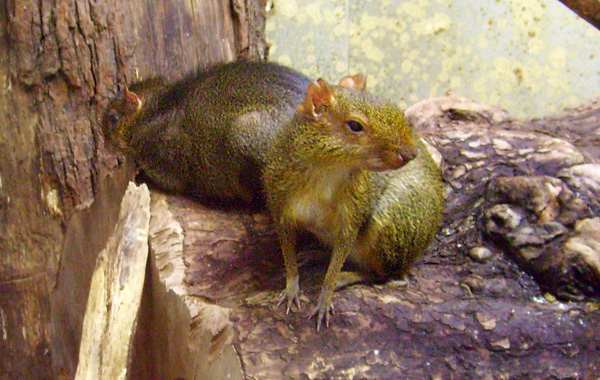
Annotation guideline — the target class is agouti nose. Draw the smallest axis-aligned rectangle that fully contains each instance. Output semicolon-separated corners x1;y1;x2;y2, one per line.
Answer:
398;145;417;163
380;145;417;170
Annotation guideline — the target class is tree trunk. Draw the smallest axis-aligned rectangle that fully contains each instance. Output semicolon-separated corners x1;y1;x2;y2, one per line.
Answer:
0;0;266;378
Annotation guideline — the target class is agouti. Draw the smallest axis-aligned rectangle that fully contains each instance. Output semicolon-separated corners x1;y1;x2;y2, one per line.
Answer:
102;62;312;205
263;75;445;329
102;61;445;329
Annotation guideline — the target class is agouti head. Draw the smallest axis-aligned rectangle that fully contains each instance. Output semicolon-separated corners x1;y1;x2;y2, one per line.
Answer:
296;74;417;172
101;78;166;147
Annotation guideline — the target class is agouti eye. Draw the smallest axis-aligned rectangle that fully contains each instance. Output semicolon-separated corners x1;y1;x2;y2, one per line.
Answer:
108;112;119;124
345;120;364;132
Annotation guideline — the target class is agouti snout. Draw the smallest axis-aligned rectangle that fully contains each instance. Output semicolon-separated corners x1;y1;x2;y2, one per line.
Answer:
369;144;418;172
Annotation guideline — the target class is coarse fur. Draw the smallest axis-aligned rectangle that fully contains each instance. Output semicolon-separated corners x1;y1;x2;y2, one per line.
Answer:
102;62;312;205
263;79;444;329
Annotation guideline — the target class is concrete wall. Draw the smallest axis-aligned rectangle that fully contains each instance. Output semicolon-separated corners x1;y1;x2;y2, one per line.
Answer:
266;0;600;117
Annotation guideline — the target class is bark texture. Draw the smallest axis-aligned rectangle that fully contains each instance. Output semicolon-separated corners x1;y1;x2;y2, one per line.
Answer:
0;0;266;378
130;193;244;380
2;0;599;378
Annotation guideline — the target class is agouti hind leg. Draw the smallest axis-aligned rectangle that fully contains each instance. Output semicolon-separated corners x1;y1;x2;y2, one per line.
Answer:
335;270;375;289
296;249;383;290
344;243;390;287
295;249;377;289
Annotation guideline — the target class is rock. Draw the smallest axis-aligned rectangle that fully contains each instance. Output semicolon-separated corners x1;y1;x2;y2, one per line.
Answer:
484;200;600;300
485;204;524;233
562;218;600;297
405;91;511;129
482;174;599;300
468;246;493;262
510;222;568;248
488;176;590;226
528;138;584;175
557;164;600;215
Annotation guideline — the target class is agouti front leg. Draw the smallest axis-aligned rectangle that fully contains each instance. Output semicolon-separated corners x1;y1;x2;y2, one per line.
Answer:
310;243;352;330
276;226;302;312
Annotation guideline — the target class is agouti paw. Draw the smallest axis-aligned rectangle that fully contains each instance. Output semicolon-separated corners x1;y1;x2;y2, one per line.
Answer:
310;293;335;331
277;290;302;313
277;276;302;313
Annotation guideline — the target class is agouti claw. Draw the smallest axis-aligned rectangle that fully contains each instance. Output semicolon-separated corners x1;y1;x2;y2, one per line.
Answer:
277;274;301;313
277;291;302;313
310;296;335;331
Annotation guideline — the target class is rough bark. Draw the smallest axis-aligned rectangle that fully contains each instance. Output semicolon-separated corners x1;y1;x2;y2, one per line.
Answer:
0;0;266;378
147;94;600;379
2;0;598;378
407;93;600;303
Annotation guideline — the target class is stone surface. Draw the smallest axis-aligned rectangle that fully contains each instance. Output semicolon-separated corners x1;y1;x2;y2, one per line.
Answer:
557;163;600;215
562;218;600;296
468;246;494;262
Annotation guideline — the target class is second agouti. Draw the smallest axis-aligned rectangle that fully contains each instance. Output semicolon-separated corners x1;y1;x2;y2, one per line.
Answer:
102;61;445;329
102;62;312;205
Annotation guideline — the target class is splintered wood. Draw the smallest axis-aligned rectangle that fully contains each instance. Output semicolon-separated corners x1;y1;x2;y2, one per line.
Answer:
75;183;150;380
129;194;243;380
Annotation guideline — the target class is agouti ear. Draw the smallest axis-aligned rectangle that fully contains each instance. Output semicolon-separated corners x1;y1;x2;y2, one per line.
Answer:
338;74;367;90
124;87;143;110
298;78;337;119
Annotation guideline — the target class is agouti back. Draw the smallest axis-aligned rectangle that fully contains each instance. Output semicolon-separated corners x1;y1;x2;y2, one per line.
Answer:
102;62;312;205
102;61;445;329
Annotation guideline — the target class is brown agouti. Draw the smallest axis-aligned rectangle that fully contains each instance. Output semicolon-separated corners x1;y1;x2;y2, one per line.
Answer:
102;61;445;330
263;75;445;329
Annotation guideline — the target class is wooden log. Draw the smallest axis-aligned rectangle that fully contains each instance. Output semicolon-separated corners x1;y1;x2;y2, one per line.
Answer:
558;0;600;30
129;193;243;380
74;182;150;380
51;164;135;377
